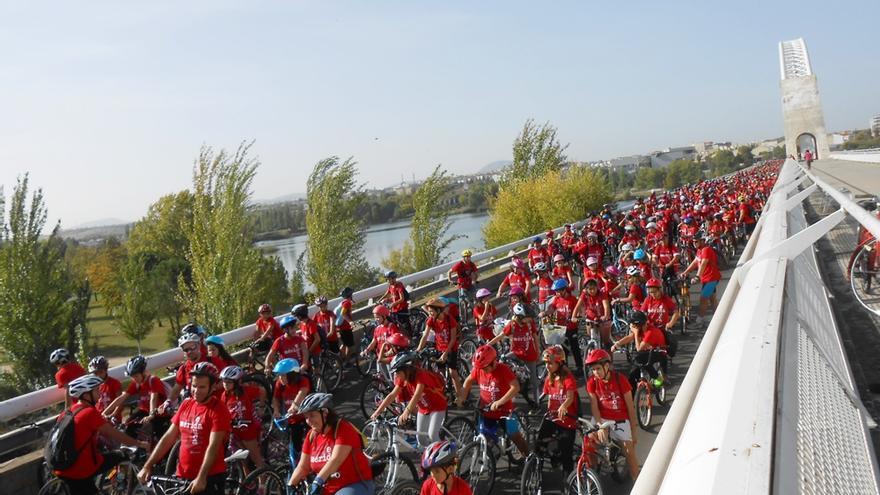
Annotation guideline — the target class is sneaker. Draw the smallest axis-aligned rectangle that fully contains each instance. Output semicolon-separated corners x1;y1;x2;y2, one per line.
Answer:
652;377;664;388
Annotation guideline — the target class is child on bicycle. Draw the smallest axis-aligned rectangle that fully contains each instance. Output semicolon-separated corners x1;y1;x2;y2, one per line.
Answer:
417;298;463;399
538;345;578;472
420;440;473;495
363;305;405;380
271;358;312;466
472;288;498;343
219;365;266;469
488;303;540;404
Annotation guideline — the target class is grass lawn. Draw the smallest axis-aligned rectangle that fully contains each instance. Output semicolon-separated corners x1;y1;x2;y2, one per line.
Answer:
86;297;173;362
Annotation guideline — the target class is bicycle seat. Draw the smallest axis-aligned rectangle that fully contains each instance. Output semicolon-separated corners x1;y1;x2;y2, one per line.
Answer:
225;449;250;463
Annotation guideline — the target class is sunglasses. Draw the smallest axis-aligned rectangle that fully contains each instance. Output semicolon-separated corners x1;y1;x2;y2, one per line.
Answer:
181;346;198;353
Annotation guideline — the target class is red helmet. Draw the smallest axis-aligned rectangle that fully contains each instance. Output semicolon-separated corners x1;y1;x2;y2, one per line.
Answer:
386;333;410;348
542;345;566;365
584;349;611;366
373;305;390;318
258;303;272;314
646;278;662;288
472;345;497;370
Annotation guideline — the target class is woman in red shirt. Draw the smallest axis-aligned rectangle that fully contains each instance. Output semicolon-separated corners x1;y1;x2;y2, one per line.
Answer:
219;365;265;469
289;393;374;495
363;305;404;379
254;303;282;351
420;440;473;495
489;303;539;403
103;355;169;445
205;335;238;370
472;288;497;343
539;345;579;472
417;299;462;399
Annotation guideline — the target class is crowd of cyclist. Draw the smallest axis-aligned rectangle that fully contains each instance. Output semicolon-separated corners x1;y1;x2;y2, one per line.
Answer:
44;161;781;494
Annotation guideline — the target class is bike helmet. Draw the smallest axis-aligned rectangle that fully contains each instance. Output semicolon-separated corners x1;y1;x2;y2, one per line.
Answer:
386;333;410;349
646;278;662;288
508;286;525;297
626;266;640;277
542;345;566;365
475;288;492;299
422;440;458;469
274;358;300;375
178;332;201;348
633;249;646;261
125;355;148;376
551;279;569;291
190;362;219;382
88;355;109;372
621;243;633;252
605;265;621;277
339;287;355;299
279;314;297;329
258;303;272;314
683;216;693;224
389;351;419;374
373;305;390;318
587;231;598;238
315;295;328;305
533;262;547;272
472;345;497;370
462;249;473;257
291;303;309;319
205;335;225;346
584;349;611;366
533;236;542;244
181;323;205;336
553;254;565;263
646;222;657;229
512;303;527;316
68;374;104;398
624;224;636;231
384;270;398;279
512;258;525;270
297;392;333;414
629;311;648;325
49;348;70;365
220;365;244;381
586;256;599;266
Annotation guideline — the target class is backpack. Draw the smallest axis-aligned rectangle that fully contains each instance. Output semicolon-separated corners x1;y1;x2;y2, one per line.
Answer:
43;406;95;471
401;285;411;302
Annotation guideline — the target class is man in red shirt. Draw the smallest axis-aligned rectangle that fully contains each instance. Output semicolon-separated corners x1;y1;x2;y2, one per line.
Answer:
639;278;680;332
103;355;170;444
53;375;149;495
681;235;722;328
139;362;232;495
448;249;479;314
379;271;410;326
160;333;212;415
51;348;86;408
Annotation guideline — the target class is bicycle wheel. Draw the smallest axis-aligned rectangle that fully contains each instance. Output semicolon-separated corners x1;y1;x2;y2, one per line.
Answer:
520;456;542;495
360;377;391;420
565;465;605;495
355;351;375;377
243;373;273;403
225;461;247;495
99;461;141;495
164;439;181;475
389;480;422;495
458;338;478;369
409;310;428;340
37;478;70;495
457;440;496;495
237;466;286;495
371;451;420;494
443;415;476;446
635;384;652;430
321;353;344;392
656;381;668;407
362;420;392;456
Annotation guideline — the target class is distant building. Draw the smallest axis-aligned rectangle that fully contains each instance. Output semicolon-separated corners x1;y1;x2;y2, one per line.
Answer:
649;146;697;168
589;155;650;173
828;132;850;149
693;141;733;158
752;138;785;156
872;115;880;137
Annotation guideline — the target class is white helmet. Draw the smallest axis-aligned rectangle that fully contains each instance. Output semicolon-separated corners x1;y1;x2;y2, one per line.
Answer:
646;222;657;229
621;243;633;252
49;348;70;365
626;266;641;277
220;365;244;381
512;303;527;316
178;333;201;348
68;374;104;398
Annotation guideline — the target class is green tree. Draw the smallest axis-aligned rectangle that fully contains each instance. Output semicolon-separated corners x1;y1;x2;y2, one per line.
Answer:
735;145;754;168
409;166;461;271
664;160;703;189
504;119;568;184
305;156;373;296
0;175;80;391
114;253;160;351
634;167;666;190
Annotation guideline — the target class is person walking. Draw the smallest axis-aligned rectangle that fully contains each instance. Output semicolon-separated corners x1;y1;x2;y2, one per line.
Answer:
804;149;813;170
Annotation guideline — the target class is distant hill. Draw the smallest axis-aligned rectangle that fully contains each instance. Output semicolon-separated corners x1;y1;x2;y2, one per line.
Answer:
70;218;130;229
60;223;131;242
477;160;512;174
255;192;307;205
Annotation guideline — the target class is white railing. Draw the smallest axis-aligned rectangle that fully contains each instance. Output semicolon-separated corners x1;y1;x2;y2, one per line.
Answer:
0;220;588;422
830;148;880;163
633;158;880;493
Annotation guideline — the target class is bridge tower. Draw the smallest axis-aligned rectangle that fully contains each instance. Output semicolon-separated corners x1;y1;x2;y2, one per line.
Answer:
779;38;830;159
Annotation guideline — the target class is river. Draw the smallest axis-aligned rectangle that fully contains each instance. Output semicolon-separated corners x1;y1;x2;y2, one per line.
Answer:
256;212;490;277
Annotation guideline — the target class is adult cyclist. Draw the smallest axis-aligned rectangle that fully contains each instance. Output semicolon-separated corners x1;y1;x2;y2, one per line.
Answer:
448;249;479;308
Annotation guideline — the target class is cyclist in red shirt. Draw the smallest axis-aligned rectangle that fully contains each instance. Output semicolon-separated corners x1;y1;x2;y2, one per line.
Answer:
103;355;170;444
205;335;237;371
372;352;448;446
314;296;339;354
160;333;211;414
292;304;323;359
532;262;554;312
138;362;232;495
639;278;680;332
497;260;531;300
420;440;473;495
363;305;404;376
271;358;312;466
379;271;410;322
289;393;375;495
456;345;529;458
652;235;680;286
489;303;540;403
573;278;612;346
539;345;579;472
266;314;310;370
612;311;668;389
335;287;356;362
253;303;282;352
681;235;722;327
612;266;646;312
551;254;574;288
219;365;265;469
87;356;121;422
448;249;479;306
472;288;498;342
527;237;549;270
584;349;639;481
417;298;462;398
50;348;86;408
53;375;149;495
541;279;583;375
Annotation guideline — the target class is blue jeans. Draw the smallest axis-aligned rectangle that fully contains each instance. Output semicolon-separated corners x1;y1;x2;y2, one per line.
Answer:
335;480;375;495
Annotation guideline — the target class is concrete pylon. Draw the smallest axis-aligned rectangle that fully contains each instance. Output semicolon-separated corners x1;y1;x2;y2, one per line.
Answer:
778;38;830;159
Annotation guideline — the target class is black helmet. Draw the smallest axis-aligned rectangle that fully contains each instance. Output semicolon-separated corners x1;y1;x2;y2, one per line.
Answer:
125;355;148;376
291;303;309;319
339;287;355;299
384;270;398;279
630;311;648;325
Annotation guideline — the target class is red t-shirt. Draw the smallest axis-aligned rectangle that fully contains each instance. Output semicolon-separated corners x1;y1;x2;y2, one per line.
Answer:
640;295;677;328
337;299;353;332
528;248;548;268
420;476;473;495
53;403;107;480
394;369;447;414
696;246;722;283
640;326;667;349
426;315;458;352
302;420;373;494
469;363;517;420
255;317;283;342
126;375;168;413
503;272;528;293
654;244;678;273
388;282;409;312
55;362;86;389
627;283;645;309
586;371;632;421
577;291;608;321
374;323;403;361
502;320;538;362
315;309;337;342
96;376;122;419
175;357;209;389
450;260;478;289
271;333;307;364
552;265;573;284
221;385;262;438
739;202;756;224
543;372;579;429
273;375;312;422
172;396;231;480
300;319;322;355
536;276;554;304
473;303;497;341
549;294;578;330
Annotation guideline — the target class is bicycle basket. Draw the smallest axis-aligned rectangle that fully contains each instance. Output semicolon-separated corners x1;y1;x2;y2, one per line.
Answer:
542;324;567;345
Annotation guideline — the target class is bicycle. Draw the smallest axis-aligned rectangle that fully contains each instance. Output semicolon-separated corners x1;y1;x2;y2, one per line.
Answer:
38;446;149;495
456;408;535;495
566;418;630;494
360;366;402;420
632;349;668;431
309;352;343;393
520;412;578;495
675;275;692;335
418;346;469;405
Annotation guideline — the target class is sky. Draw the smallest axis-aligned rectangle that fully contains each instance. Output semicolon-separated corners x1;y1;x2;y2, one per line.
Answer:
0;0;877;228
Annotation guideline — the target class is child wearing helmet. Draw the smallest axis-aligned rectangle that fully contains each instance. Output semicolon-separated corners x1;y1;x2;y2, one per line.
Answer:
335;287;356;362
551;255;574;288
573;278;613;347
472;288;497;342
497;260;532;301
378;271;410;324
489;303;540;403
448;249;479;305
265;315;310;375
420;440;472;495
612;267;646;311
271;358;312;467
528;237;549;271
539;345;579;472
541;279;584;375
87;355;122;422
314;296;341;354
584;348;640;481
205;335;237;370
50;348;86;408
363;305;405;380
639;279;680;332
532;263;555;312
253;303;282;352
372;351;448;446
417;298;463;399
611;310;668;390
580;256;605;292
104;355;170;444
220;365;266;469
456;345;529;458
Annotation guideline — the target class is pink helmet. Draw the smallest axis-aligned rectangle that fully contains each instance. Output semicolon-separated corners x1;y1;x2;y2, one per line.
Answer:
586;256;598;266
472;345;497;369
509;286;525;297
553;254;565;262
475;288;492;299
605;265;621;277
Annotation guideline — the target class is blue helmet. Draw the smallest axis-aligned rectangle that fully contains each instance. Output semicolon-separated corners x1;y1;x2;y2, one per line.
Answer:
279;315;297;329
633;249;646;261
205;335;225;346
274;358;301;375
551;279;569;291
533;236;542;243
